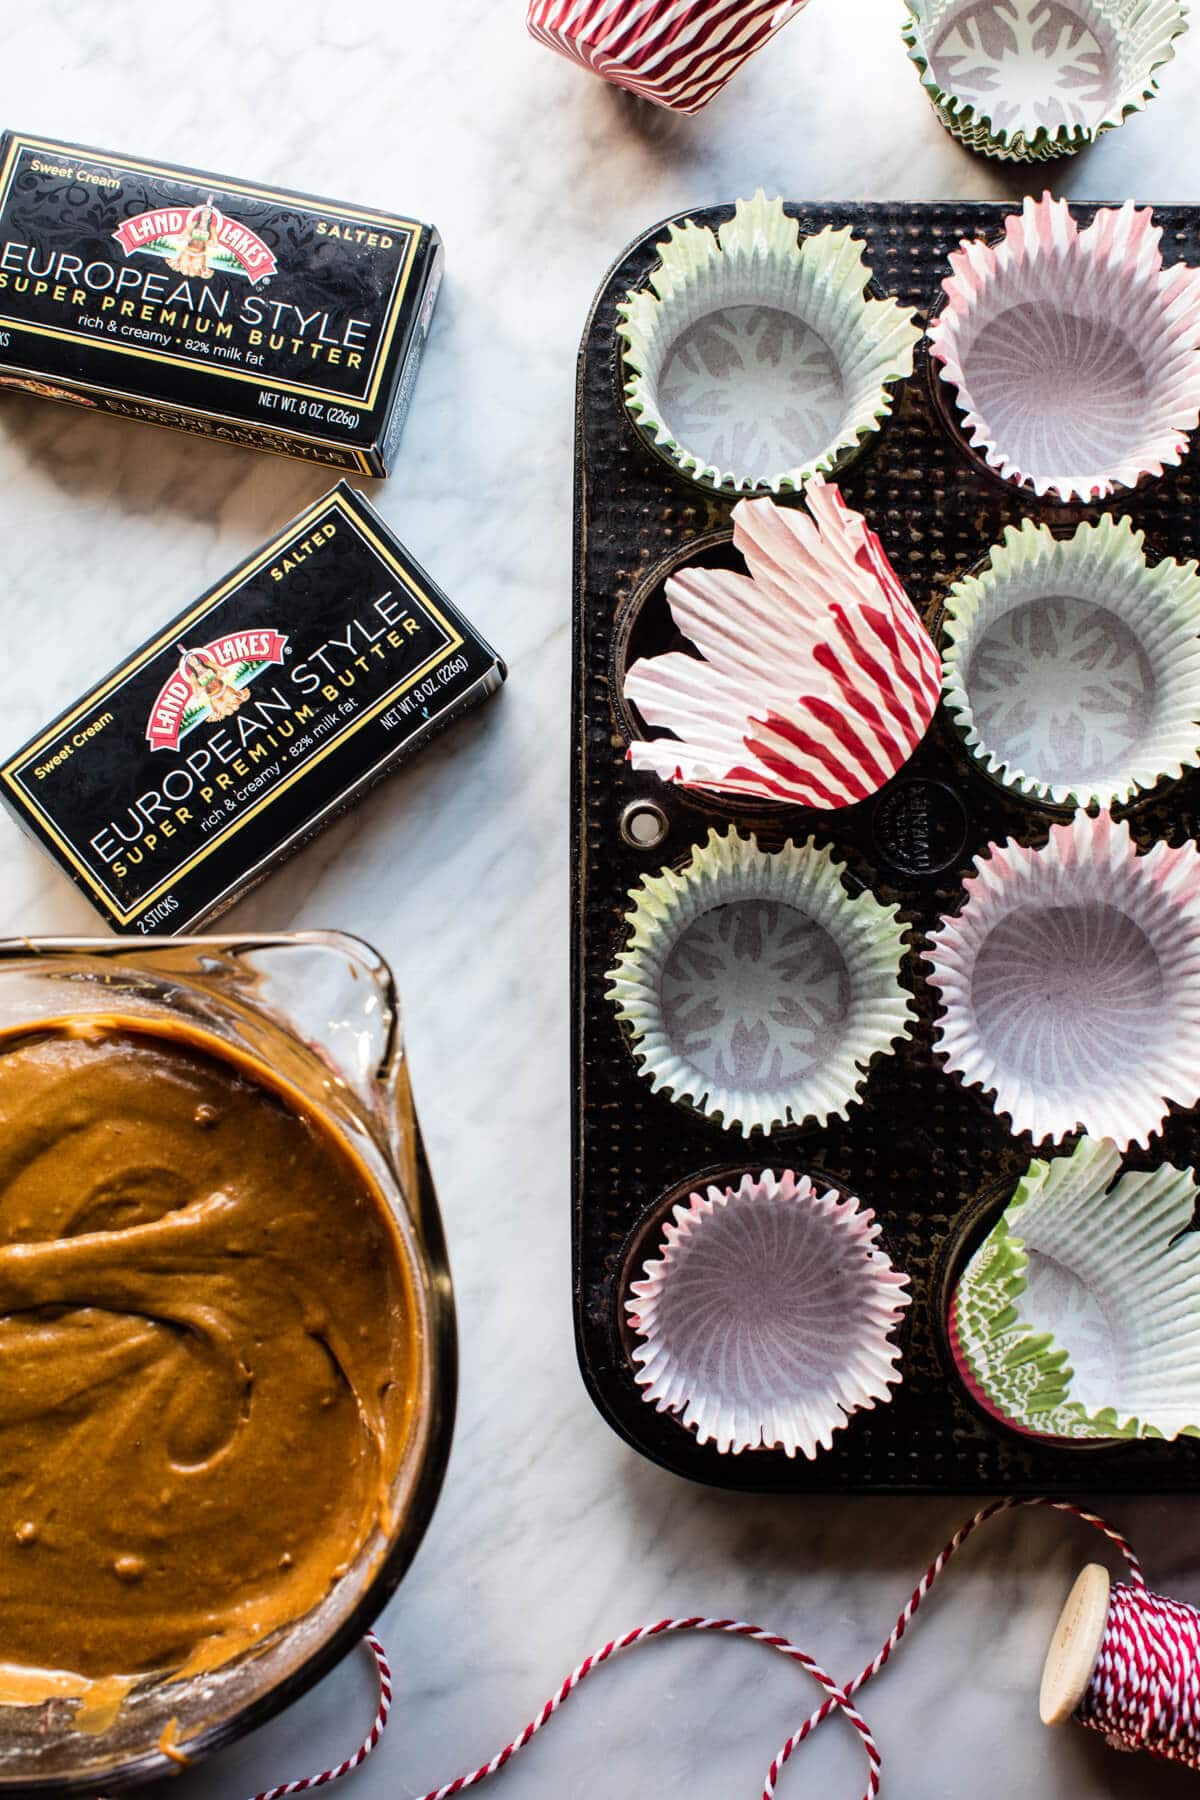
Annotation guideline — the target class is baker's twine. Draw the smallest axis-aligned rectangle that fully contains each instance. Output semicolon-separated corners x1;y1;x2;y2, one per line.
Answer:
246;1495;1200;1800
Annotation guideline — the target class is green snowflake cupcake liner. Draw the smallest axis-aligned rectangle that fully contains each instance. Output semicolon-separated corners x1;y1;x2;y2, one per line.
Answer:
616;192;921;496
950;1137;1200;1442
941;515;1200;810
902;0;1187;163
605;828;914;1137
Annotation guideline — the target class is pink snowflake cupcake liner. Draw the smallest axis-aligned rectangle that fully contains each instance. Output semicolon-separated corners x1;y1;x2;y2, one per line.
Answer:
605;827;914;1136
626;1168;911;1457
927;193;1200;502
624;483;940;808
527;0;813;116
902;0;1187;163
926;811;1200;1149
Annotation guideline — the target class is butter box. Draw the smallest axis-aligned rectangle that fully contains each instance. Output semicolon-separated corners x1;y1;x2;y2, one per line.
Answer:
0;483;504;932
0;132;442;473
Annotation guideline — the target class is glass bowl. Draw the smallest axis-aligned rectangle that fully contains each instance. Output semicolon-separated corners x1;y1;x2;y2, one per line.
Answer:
0;932;456;1794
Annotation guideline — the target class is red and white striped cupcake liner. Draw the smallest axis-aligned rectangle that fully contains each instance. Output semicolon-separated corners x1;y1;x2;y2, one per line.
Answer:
526;0;812;113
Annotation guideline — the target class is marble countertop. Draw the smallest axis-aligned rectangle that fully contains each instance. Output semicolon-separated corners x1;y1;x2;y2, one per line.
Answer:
2;3;1200;1796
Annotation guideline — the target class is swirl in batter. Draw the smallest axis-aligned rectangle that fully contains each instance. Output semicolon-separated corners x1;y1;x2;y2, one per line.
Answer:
0;1017;417;1725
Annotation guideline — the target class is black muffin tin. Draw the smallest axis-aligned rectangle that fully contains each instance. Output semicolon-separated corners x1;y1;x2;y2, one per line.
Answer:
571;199;1200;1495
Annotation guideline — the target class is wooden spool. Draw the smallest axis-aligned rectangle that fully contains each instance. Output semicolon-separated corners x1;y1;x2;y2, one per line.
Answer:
1040;1564;1112;1727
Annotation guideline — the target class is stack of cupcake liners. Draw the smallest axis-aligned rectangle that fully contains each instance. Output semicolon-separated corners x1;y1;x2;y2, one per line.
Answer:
902;0;1188;162
527;0;814;114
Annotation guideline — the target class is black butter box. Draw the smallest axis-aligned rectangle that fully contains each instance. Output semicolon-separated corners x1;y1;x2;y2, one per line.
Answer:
1;483;504;933
0;132;442;473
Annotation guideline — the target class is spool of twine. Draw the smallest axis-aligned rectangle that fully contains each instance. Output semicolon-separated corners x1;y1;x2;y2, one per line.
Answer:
243;1496;1200;1800
1042;1561;1200;1768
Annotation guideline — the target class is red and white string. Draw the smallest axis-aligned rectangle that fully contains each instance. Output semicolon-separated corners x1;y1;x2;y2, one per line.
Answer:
246;1495;1200;1800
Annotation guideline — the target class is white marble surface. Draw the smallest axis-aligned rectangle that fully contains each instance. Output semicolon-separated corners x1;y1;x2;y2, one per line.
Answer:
2;3;1200;1796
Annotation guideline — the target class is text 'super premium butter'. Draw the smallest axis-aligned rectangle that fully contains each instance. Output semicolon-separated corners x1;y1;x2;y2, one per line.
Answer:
0;132;442;473
0;483;505;933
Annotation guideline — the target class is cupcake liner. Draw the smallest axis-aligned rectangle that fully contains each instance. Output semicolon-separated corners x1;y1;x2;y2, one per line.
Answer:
926;811;1200;1149
927;193;1200;502
526;0;813;115
627;1168;911;1456
605;827;914;1135
624;483;941;808
951;1137;1200;1441
902;0;1187;163
941;515;1200;809
617;193;921;494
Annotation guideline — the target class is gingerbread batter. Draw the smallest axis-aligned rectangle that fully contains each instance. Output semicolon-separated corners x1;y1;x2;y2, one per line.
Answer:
0;1016;417;1714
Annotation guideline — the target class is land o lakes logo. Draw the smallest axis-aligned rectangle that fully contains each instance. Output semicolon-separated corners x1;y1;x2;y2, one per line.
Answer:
113;197;277;285
146;631;289;752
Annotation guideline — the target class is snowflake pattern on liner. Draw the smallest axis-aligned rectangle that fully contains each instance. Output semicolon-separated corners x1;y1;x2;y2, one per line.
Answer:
930;0;1113;133
966;595;1154;784
657;307;846;482
659;899;849;1096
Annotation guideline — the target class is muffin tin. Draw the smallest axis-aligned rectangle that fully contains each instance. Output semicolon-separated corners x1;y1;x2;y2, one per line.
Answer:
571;198;1200;1494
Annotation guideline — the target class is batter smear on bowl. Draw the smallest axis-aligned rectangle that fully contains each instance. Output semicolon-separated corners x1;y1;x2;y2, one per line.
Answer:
0;1017;417;1727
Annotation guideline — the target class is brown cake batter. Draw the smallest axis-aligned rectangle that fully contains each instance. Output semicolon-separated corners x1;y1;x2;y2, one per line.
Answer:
0;1016;417;1722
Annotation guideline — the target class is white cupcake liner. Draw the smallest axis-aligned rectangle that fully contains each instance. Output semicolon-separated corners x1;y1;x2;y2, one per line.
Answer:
927;811;1200;1149
617;192;921;495
951;1137;1200;1441
625;482;942;808
627;1168;910;1456
902;0;1187;163
941;514;1200;809
606;827;914;1136
927;193;1200;502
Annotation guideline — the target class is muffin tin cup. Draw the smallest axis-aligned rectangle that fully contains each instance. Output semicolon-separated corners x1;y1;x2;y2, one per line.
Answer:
927;194;1200;504
604;827;915;1138
616;192;922;497
948;1138;1200;1442
609;527;795;828
901;0;1188;164
932;1169;1121;1451
624;1167;911;1459
926;811;1200;1150
622;483;942;809
575;197;1200;1495
938;515;1200;812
